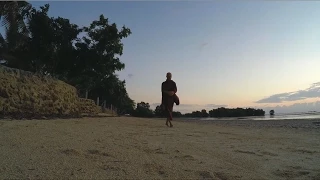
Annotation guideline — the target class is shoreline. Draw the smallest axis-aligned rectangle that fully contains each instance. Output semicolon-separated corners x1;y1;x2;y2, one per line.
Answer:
177;118;320;129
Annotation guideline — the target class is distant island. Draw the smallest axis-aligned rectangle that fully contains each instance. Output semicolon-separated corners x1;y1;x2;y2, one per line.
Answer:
130;102;265;118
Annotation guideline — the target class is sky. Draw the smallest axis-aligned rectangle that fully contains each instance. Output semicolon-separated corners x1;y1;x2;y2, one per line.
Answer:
3;1;320;113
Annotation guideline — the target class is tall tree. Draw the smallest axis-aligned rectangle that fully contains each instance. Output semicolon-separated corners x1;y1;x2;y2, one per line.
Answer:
26;4;81;74
69;14;131;92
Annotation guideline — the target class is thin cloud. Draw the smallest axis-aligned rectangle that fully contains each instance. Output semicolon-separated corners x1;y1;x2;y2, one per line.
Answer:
127;73;134;78
199;42;208;51
205;104;228;108
200;42;208;48
259;101;320;114
256;82;320;103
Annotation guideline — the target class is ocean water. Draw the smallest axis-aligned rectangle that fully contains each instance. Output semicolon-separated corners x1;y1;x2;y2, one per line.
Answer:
198;112;320;121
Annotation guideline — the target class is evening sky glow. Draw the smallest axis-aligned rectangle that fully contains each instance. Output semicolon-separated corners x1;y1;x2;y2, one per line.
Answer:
2;1;320;113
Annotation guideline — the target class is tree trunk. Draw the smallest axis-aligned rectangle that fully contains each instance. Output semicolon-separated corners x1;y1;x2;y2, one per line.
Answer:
85;90;88;99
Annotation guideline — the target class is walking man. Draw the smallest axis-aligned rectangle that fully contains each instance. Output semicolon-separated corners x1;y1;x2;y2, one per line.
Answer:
161;72;177;127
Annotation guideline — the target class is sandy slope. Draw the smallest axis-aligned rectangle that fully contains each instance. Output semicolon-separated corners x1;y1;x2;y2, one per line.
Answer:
0;117;319;179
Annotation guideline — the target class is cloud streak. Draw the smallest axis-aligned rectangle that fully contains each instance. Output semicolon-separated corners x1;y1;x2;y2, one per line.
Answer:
205;104;228;108
199;42;208;51
256;82;320;103
127;73;134;78
259;101;320;114
200;42;208;48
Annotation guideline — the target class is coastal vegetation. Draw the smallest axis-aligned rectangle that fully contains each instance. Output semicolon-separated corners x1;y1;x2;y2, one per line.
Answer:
270;110;275;116
0;1;135;115
131;103;265;118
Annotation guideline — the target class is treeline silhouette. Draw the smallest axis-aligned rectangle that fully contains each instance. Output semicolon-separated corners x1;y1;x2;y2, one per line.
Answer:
131;102;265;118
184;107;265;118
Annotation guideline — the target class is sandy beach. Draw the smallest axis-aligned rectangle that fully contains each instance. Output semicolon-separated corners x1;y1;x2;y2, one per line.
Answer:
0;117;319;180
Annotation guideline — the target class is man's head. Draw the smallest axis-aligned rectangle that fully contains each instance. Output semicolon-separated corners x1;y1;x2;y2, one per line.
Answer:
166;72;172;80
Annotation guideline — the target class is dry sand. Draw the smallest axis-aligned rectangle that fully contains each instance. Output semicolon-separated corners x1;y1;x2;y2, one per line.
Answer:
0;117;319;180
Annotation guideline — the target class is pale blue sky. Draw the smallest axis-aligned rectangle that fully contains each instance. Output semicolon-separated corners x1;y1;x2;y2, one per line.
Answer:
3;1;320;113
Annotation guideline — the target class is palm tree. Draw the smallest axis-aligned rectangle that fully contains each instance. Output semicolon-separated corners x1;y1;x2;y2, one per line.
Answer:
0;1;31;33
0;1;31;65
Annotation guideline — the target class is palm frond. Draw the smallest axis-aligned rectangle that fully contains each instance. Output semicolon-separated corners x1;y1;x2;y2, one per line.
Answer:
0;32;5;45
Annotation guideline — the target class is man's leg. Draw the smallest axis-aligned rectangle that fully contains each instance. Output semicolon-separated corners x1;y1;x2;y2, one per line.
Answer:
167;104;173;127
164;106;172;127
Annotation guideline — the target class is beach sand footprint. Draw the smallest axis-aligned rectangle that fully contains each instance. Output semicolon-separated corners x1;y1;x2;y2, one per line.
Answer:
234;150;260;156
198;171;214;180
213;171;237;180
186;133;202;137
273;169;311;179
235;149;279;157
158;170;167;178
174;154;196;161
144;147;168;155
61;148;112;159
218;132;236;135
87;149;111;157
101;164;127;176
183;155;195;160
260;151;278;157
61;149;82;156
292;149;318;155
273;165;316;179
143;163;167;178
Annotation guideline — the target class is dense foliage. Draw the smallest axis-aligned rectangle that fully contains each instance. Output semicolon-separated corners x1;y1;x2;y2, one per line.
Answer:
131;102;154;117
184;107;265;118
0;1;135;114
270;110;275;116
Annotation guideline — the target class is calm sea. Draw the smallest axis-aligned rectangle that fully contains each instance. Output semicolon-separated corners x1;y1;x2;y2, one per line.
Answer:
197;112;320;121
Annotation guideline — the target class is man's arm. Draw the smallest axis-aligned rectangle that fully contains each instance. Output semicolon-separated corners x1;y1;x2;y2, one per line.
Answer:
173;81;177;93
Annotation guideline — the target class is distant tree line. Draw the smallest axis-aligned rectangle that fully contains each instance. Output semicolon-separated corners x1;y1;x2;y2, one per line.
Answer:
130;102;183;118
130;102;265;118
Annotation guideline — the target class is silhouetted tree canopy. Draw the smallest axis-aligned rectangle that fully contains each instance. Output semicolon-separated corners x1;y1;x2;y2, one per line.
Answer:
183;107;265;118
131;102;154;117
154;105;164;117
208;107;265;117
153;105;182;118
270;110;275;116
0;1;135;113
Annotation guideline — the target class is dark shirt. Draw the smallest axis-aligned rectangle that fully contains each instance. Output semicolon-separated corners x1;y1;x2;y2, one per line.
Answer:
161;80;177;104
